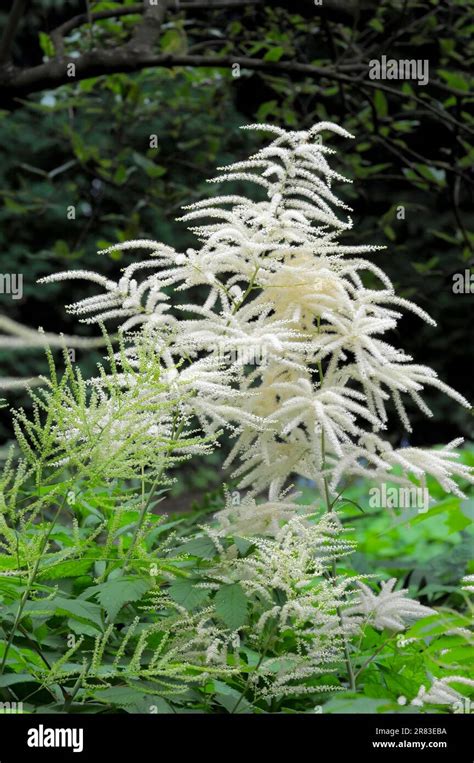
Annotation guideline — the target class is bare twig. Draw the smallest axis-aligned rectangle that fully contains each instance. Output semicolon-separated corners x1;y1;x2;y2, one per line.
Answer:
0;315;115;349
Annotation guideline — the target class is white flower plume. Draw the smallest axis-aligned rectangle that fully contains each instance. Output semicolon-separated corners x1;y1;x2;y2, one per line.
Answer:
31;121;472;502
346;578;436;632
410;676;474;707
461;574;474;593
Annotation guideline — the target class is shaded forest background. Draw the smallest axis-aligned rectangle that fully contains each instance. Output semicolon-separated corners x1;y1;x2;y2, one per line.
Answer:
0;0;472;459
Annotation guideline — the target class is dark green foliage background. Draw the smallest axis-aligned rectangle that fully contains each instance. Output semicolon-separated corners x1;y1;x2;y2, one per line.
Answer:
0;0;472;447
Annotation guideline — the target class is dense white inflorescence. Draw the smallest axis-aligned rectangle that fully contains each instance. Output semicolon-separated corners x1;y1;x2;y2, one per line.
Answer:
38;122;472;504
9;122;471;698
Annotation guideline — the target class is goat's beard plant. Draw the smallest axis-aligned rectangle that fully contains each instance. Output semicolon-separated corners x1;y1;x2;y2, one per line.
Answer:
41;121;472;507
2;122;472;711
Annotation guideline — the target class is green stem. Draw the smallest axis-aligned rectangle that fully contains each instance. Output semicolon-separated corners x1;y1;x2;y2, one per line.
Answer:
0;495;67;676
231;267;259;316
121;469;165;574
64;415;185;711
331;554;357;693
316;346;356;693
63;667;87;713
230;621;277;714
354;636;393;680
122;416;185;575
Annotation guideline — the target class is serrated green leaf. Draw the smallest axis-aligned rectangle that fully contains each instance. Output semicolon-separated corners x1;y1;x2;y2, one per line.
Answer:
82;578;151;621
214;583;248;630
178;535;217;559
17;596;103;630
0;673;38;688
234;536;253;556
168;579;209;610
38;557;96;580
92;686;171;713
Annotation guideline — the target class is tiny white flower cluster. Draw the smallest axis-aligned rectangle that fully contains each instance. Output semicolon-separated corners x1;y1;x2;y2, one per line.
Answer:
345;578;436;632
461;574;474;593
212;514;360;698
200;516;437;699
37;122;472;504
215;488;310;537
399;676;474;708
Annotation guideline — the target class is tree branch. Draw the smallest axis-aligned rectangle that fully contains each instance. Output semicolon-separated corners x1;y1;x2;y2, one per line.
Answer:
49;0;264;54
47;1;263;61
25;0;359;62
373;134;473;186
1;51;471;136
0;0;28;64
